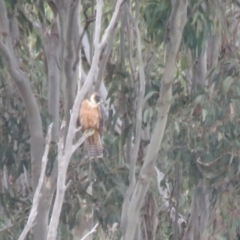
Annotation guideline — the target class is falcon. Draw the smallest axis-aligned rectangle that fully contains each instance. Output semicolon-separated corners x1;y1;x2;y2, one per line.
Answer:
79;92;103;159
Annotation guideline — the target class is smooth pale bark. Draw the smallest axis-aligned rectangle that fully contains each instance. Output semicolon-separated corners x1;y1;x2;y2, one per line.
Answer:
120;3;146;234
47;1;125;239
31;18;62;240
183;183;210;240
121;0;188;239
155;167;186;233
19;124;53;240
63;1;80;140
44;22;60;142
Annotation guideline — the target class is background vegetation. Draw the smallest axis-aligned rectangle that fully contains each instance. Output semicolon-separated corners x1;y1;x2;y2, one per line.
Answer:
0;0;240;239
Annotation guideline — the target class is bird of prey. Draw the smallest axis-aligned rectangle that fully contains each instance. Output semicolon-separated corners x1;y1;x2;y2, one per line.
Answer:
79;92;103;159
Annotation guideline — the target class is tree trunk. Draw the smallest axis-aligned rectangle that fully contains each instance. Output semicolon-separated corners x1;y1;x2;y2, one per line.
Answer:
121;0;188;239
183;183;210;240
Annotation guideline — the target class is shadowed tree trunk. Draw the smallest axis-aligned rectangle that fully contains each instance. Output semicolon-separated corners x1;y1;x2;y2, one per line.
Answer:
184;182;210;240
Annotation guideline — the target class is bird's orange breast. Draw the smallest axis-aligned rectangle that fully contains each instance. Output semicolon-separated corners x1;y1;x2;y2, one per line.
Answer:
79;100;100;131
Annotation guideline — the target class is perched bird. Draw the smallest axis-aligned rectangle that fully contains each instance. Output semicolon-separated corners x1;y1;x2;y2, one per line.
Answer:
79;92;103;159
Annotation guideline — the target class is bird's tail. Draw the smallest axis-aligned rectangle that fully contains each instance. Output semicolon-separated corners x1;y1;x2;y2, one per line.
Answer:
84;130;103;159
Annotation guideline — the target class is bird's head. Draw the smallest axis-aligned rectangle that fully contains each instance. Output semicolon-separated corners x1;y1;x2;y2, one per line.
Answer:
90;92;103;106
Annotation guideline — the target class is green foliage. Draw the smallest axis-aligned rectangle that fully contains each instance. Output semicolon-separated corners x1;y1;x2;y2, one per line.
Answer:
183;1;212;58
143;0;171;42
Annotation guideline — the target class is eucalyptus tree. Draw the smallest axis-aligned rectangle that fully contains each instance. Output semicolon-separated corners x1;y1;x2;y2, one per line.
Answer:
1;0;240;239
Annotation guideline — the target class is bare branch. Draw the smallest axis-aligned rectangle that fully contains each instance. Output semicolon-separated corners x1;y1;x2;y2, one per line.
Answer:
99;0;125;49
72;15;95;71
75;126;82;133
47;135;66;240
73;0;125;104
18;124;53;240
0;40;24;83
129;19;146;185
80;222;99;240
43;21;60;142
94;22;116;91
71;135;85;154
65;180;72;189
121;2;146;230
47;2;124;238
122;0;188;238
0;1;45;191
63;0;81;141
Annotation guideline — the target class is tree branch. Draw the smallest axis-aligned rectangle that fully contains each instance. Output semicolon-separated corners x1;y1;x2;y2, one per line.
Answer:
72;14;95;71
80;222;99;240
0;0;44;191
18;124;53;240
0;40;24;83
47;2;124;238
122;0;188;239
63;0;80;136
73;0;125;104
43;21;60;142
94;18;117;91
121;3;146;230
99;0;125;49
71;135;85;154
129;19;146;186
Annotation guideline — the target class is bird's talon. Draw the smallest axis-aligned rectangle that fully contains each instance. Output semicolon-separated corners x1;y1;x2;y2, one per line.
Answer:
84;129;95;138
90;129;94;136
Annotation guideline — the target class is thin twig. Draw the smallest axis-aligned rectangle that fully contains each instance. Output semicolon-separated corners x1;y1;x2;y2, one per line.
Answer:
72;16;95;71
0;225;13;233
80;222;99;240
